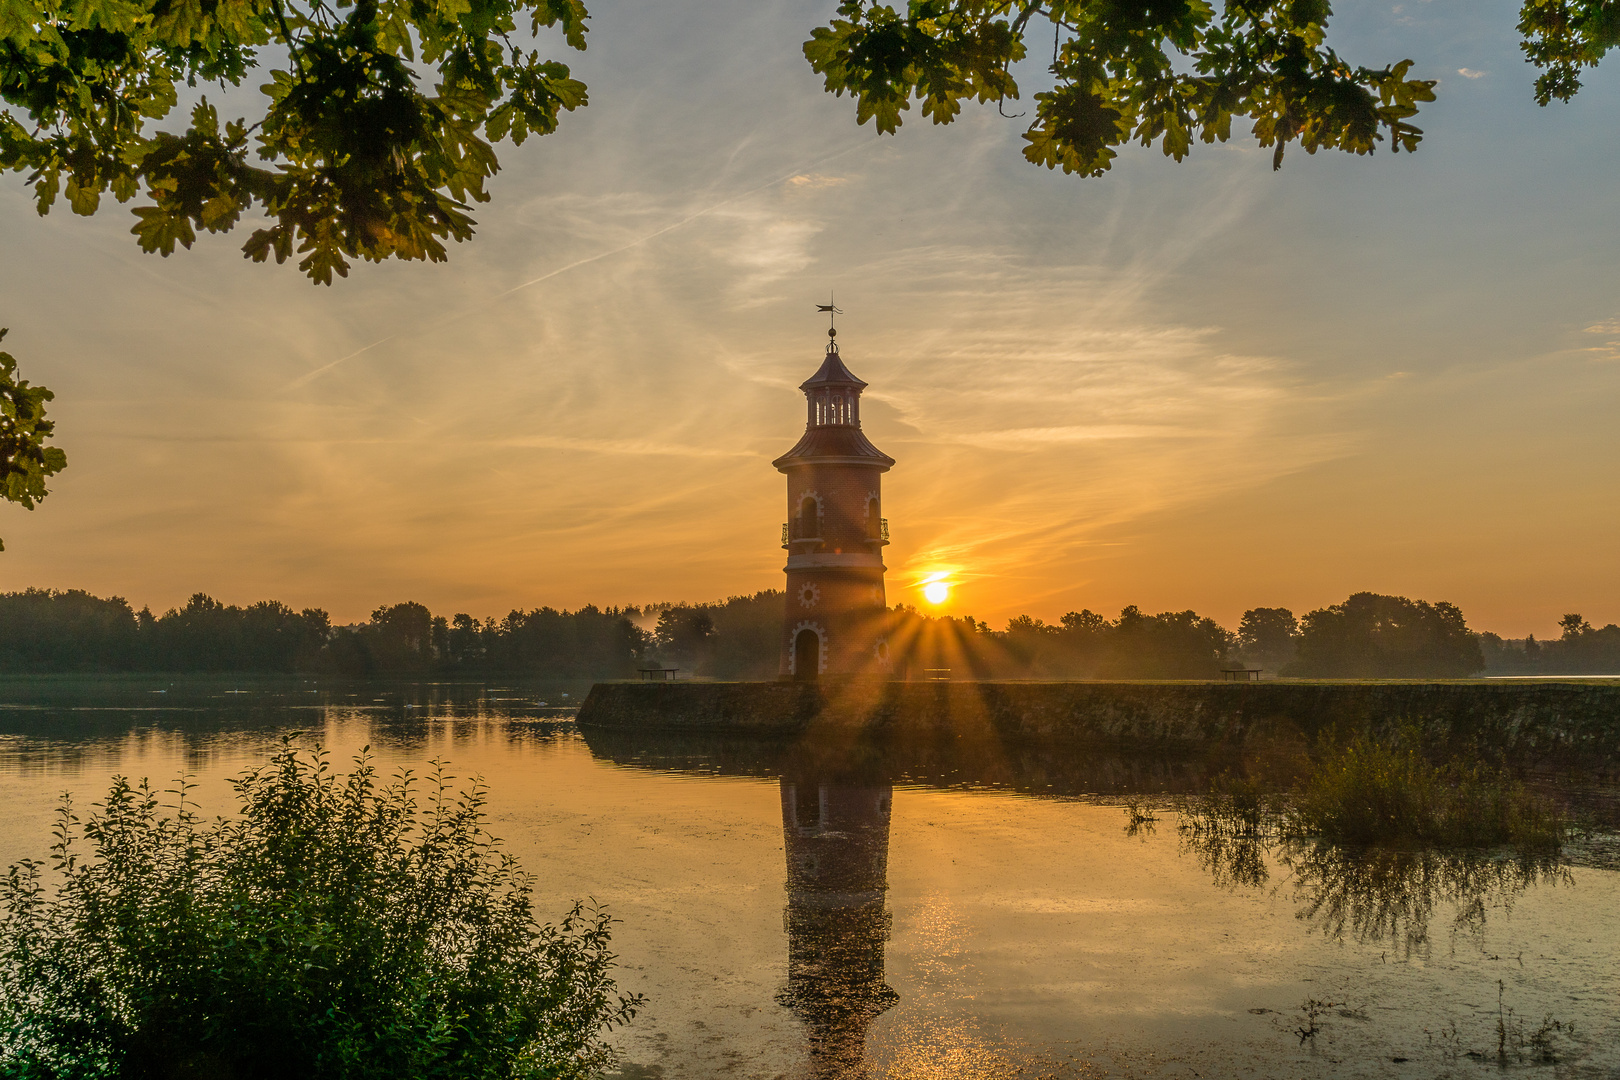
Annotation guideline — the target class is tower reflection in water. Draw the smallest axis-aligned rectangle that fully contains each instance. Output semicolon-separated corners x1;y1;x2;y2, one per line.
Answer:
776;771;899;1078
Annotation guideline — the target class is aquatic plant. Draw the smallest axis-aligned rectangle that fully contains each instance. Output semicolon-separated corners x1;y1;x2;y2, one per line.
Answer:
0;740;641;1079
1291;732;1565;850
1174;730;1567;853
1167;732;1572;953
1294;998;1344;1043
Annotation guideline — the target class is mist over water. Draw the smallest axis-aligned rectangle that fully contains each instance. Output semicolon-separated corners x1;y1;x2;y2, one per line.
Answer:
2;678;1616;1077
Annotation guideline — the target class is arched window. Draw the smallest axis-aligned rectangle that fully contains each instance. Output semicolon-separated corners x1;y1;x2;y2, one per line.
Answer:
794;628;821;681
798;496;819;538
866;496;881;537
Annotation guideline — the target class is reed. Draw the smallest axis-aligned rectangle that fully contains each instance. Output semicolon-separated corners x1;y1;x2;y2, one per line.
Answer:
1290;731;1566;851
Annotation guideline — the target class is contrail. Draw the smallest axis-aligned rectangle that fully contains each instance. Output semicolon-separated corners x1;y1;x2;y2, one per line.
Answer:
282;140;874;392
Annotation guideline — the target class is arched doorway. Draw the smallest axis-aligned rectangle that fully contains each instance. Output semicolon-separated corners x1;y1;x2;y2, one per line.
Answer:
794;628;821;681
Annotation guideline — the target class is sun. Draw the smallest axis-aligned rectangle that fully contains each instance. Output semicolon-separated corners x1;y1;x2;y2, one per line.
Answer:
923;580;951;605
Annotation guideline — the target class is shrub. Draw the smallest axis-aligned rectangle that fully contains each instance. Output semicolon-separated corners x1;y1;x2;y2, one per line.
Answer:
0;741;641;1079
1292;733;1565;850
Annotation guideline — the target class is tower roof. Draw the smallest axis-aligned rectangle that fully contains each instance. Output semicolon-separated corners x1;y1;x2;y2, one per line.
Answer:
799;346;868;391
772;426;894;471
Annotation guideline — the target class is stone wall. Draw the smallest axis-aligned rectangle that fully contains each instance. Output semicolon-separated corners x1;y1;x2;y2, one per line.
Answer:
577;680;1620;769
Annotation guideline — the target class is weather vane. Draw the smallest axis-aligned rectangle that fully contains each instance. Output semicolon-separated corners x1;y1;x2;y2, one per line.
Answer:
816;294;843;340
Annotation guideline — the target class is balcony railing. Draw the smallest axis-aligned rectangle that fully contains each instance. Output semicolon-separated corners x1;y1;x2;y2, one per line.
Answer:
782;521;886;547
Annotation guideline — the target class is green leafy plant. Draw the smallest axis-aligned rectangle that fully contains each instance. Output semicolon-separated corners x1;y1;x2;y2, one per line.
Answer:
1519;0;1620;104
805;0;1620;177
0;739;641;1079
804;0;1438;176
1292;731;1565;850
0;328;65;552
1175;730;1566;852
1;0;590;283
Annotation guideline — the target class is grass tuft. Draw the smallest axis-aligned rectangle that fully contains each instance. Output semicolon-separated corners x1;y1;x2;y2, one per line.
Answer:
1290;731;1565;851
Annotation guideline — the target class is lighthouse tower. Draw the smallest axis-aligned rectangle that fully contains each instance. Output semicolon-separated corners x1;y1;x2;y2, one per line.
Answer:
772;326;895;680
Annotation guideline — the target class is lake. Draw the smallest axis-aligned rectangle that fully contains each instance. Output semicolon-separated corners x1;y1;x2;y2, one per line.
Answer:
1;677;1616;1079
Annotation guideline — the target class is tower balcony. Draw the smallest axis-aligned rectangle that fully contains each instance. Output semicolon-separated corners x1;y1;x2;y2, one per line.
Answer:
783;522;887;549
782;524;823;549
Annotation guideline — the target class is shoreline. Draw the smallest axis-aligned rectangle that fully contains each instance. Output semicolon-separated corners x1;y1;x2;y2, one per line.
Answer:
577;679;1620;771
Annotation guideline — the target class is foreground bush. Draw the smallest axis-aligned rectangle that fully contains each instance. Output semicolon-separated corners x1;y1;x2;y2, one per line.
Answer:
1292;733;1565;851
0;742;640;1079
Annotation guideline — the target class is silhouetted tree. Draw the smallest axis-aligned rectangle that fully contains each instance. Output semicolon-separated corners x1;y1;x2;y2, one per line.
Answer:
702;592;786;679
1287;593;1484;678
21;584;1620;680
1238;607;1300;672
0;589;137;670
1538;613;1620;673
1098;606;1232;679
652;606;716;672
364;602;436;674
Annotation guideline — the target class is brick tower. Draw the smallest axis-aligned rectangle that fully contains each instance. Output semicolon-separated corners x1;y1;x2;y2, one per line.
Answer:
773;325;895;680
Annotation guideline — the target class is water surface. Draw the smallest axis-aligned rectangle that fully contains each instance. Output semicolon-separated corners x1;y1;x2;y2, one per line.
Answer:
1;678;1615;1078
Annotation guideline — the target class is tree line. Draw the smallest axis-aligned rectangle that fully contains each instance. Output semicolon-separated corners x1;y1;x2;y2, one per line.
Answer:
3;586;1618;679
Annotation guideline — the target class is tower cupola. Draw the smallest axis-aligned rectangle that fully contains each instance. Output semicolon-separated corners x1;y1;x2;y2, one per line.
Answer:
801;331;867;428
772;332;894;471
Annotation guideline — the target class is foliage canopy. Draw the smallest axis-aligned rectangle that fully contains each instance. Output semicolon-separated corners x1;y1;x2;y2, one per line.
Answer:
804;0;1440;176
0;0;589;283
0;329;65;552
0;740;641;1078
806;0;1620;176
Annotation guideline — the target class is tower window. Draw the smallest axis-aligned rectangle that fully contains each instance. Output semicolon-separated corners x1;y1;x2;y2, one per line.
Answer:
798;496;819;538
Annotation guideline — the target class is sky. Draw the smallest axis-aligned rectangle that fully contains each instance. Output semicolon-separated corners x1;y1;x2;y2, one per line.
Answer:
1;0;1618;636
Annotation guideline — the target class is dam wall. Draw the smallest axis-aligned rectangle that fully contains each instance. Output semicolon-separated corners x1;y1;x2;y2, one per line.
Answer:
577;680;1620;769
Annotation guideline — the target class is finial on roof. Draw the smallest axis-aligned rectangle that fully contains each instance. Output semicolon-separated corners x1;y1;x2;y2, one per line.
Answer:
816;294;843;352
